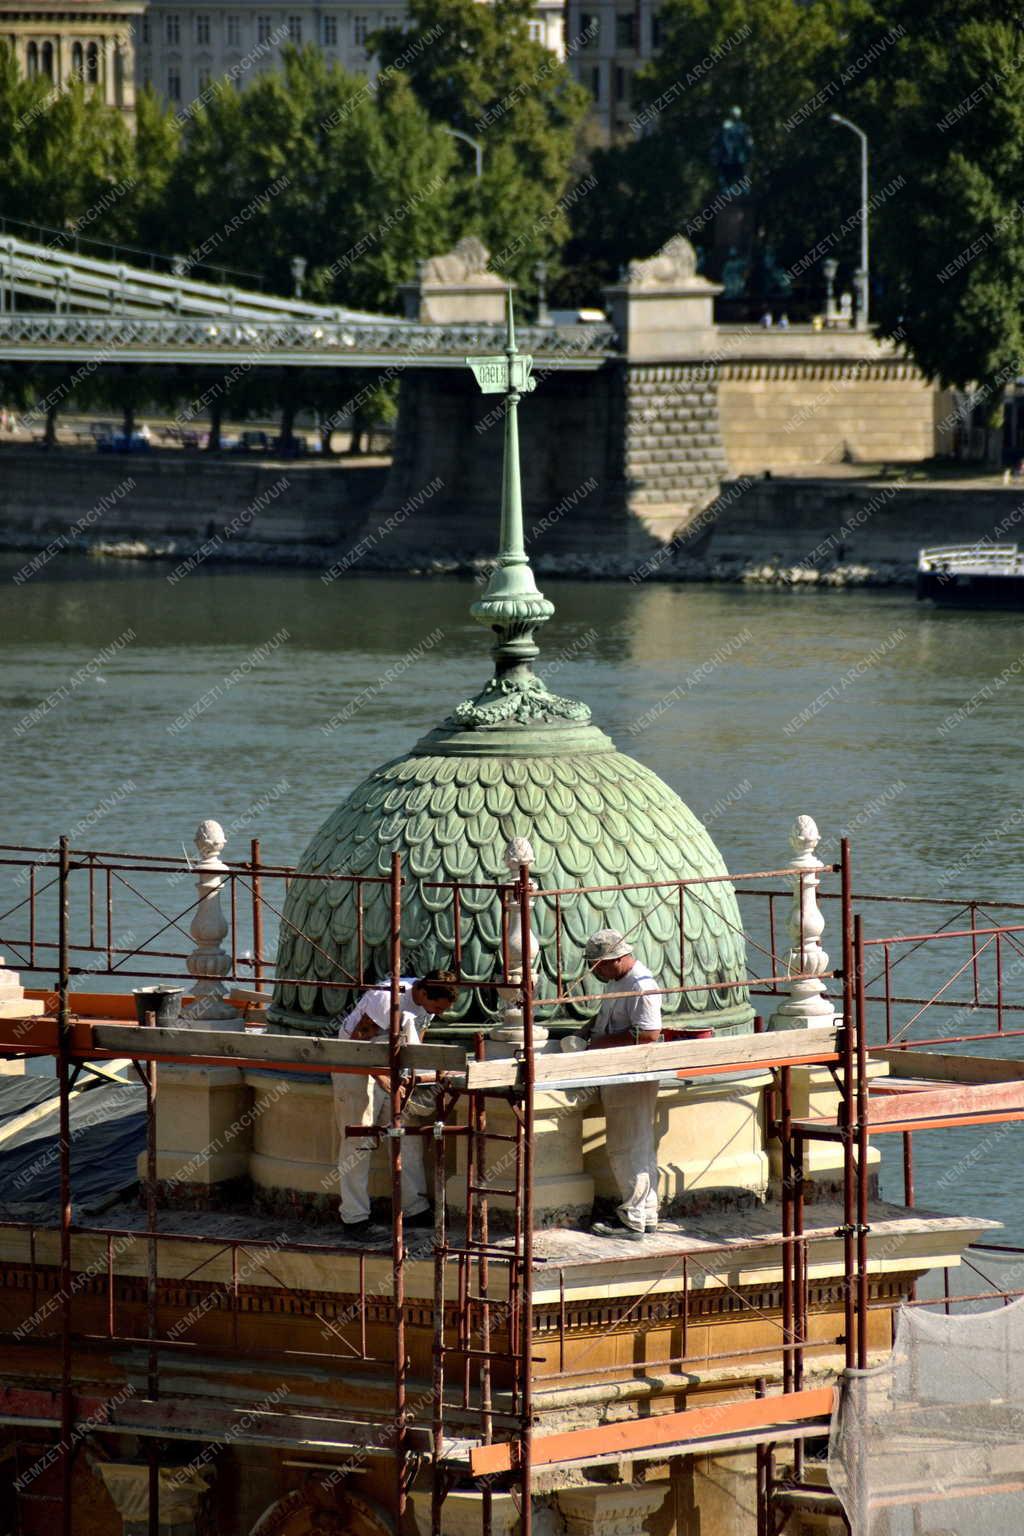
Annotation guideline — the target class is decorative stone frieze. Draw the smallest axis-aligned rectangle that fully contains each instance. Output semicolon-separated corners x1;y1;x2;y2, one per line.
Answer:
557;1482;667;1535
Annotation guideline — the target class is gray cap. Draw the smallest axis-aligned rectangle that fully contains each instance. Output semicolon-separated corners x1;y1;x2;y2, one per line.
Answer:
585;929;633;964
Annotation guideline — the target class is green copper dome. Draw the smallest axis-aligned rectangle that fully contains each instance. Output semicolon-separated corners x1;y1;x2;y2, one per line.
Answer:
268;295;752;1033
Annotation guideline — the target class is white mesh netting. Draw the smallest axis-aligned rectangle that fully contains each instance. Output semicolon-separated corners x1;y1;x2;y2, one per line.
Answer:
829;1296;1024;1534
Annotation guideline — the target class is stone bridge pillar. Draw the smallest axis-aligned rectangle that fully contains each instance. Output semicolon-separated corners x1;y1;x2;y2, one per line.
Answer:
603;235;728;544
377;235;730;559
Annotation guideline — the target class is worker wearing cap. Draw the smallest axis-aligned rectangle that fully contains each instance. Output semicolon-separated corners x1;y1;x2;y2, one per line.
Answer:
332;970;460;1238
583;930;662;1237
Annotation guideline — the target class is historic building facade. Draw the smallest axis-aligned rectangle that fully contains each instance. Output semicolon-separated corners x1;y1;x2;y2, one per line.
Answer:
567;0;663;138
0;0;144;114
136;1;566;107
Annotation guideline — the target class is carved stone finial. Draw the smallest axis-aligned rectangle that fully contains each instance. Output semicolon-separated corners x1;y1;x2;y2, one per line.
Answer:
505;835;536;872
768;815;836;1031
183;818;239;1027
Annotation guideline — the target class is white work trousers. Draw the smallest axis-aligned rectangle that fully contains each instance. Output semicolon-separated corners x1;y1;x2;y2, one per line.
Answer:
601;1080;660;1232
332;1073;430;1225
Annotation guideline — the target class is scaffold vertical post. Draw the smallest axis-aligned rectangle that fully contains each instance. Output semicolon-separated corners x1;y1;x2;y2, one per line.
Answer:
388;851;408;1524
518;862;535;1536
250;837;264;993
780;1065;793;1395
474;1034;493;1536
431;1108;447;1536
854;912;869;1370
840;838;856;1370
57;835;73;1536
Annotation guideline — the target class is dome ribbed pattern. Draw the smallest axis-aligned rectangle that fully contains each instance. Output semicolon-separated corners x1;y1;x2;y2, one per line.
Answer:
270;744;752;1030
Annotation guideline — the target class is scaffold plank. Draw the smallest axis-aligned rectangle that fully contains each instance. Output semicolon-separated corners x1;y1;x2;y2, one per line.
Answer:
868;1078;1024;1125
469;1387;836;1474
879;1049;1024;1085
465;1025;839;1091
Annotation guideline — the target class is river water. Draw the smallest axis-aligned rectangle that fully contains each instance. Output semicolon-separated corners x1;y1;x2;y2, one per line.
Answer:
3;554;1024;1245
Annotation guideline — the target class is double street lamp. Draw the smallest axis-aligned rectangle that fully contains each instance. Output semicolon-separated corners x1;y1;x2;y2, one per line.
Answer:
829;112;869;331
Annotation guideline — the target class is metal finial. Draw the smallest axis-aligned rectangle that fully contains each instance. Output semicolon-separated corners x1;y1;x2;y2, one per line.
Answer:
455;295;590;728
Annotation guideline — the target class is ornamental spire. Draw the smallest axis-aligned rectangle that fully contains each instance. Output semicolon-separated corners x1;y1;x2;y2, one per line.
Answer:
453;291;590;729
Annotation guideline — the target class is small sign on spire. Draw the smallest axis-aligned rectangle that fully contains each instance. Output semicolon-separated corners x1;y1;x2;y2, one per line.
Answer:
467;288;537;396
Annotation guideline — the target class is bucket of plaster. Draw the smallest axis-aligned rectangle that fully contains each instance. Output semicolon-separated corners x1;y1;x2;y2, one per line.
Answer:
132;986;184;1027
663;1026;714;1041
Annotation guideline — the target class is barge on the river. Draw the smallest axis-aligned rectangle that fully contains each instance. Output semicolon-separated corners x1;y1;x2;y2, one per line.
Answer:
917;542;1024;605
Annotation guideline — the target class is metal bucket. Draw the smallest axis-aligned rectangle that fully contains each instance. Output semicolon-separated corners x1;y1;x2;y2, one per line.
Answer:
132;986;184;1027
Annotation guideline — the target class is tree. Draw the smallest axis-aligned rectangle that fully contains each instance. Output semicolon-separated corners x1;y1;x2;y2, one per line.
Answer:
0;44;135;237
841;0;1024;408
164;46;457;310
373;0;591;292
566;0;853;301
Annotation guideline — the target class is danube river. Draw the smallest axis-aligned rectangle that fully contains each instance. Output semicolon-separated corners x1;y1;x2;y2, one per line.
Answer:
3;555;1023;1244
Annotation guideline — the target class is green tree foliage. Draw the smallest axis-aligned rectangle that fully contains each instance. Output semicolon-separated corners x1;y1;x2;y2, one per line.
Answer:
843;0;1024;404
373;0;591;289
162;46;456;309
0;43;134;236
568;0;856;298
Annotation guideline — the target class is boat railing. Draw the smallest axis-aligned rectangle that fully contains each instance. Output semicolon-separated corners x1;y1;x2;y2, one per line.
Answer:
918;542;1022;572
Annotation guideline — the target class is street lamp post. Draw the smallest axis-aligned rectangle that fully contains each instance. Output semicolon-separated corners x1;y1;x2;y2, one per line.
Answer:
534;260;553;326
290;255;307;300
829;112;869;331
442;126;483;180
823;257;838;327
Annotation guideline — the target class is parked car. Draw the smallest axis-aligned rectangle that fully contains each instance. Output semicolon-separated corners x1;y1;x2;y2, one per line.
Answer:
97;431;152;455
230;430;272;454
272;433;308;458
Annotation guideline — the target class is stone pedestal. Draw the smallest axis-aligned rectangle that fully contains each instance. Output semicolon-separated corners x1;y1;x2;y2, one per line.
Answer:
447;1089;594;1229
401;237;509;325
768;1062;886;1192
682;1449;757;1536
557;1482;668;1534
96;1461;210;1535
138;1065;251;1200
248;1072;337;1212
604;236;722;361
583;1073;770;1214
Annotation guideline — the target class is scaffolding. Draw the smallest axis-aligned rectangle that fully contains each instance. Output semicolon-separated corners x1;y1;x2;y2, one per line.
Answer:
2;835;1024;1535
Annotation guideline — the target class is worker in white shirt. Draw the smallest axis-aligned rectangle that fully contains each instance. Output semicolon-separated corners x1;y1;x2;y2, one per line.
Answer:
583;929;663;1239
332;970;460;1238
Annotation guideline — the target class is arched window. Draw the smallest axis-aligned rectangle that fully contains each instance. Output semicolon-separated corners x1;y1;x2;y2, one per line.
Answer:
41;41;54;79
86;41;99;84
26;41;38;76
71;41;84;76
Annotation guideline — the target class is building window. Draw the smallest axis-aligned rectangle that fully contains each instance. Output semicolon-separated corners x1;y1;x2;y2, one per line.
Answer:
196;14;210;44
141;15;150;43
527;20;543;42
257;15;272;43
165;15;180;46
40;40;54;78
86;41;99;83
615;65;632;102
383;13;401;25
353;15;369;45
580;13;598;47
168;65;181;101
287;15;302;41
25;40;37;76
71;40;83;75
651;12;662;49
198;65;211;90
322;15;338;45
616;13;636;49
226;15;241;46
589;64;600;101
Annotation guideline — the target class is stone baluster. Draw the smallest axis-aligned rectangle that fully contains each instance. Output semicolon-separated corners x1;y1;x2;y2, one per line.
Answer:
769;814;836;1031
182;819;238;1027
489;834;548;1053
